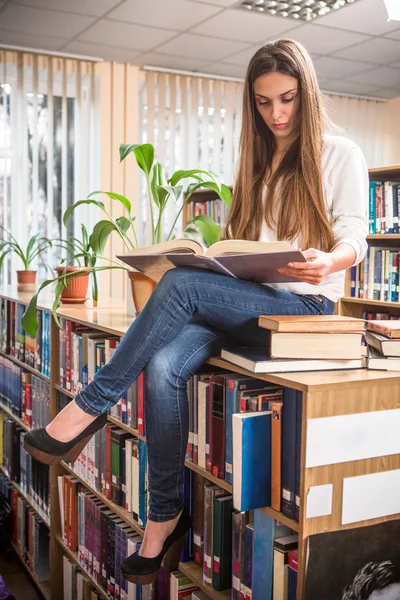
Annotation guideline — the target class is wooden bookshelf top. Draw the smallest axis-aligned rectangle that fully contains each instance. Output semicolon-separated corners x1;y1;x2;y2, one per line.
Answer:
368;165;400;181
207;358;400;393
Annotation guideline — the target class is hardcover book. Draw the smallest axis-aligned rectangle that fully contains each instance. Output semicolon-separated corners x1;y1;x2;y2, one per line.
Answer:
258;314;365;333
117;239;306;284
221;347;365;373
366;319;400;338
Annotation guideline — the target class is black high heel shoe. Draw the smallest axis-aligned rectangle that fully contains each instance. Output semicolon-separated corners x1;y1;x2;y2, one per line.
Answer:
121;506;192;585
23;412;108;466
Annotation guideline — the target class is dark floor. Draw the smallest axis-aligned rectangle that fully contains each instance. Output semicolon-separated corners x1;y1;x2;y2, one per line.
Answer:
0;550;42;600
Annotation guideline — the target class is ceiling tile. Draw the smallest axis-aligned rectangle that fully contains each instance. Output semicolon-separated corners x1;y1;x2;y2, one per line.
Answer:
134;52;211;71
366;88;400;99
333;37;400;66
13;0;122;17
313;56;376;81
79;19;177;51
285;23;369;56
61;40;142;62
0;27;64;50
321;79;380;96
346;67;400;88
201;62;245;78
106;0;222;31
222;44;262;66
190;8;298;43
384;28;400;40
187;0;238;6
0;3;96;38
154;32;249;61
316;0;400;36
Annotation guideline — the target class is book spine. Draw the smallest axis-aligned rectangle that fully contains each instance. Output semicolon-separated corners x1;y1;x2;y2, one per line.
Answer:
281;388;297;520
294;392;303;523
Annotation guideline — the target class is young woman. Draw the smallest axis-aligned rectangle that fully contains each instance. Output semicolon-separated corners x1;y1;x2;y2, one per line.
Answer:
24;39;368;584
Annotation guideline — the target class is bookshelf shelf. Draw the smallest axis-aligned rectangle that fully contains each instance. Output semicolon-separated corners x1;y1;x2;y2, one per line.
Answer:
260;507;299;533
107;415;145;441
10;540;51;600
0;398;30;431
0;349;50;381
341;297;400;309
60;460;145;537
178;561;231;600
55;536;108;600
184;460;233;493
0;464;50;528
54;383;74;399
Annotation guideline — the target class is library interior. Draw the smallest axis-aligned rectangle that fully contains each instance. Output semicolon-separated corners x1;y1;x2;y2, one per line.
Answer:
1;0;400;599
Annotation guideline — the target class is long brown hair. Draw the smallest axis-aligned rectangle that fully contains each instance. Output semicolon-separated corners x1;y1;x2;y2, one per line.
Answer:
224;39;335;252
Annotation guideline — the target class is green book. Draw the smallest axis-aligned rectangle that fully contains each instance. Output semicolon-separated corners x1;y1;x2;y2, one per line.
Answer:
111;429;132;506
212;494;233;591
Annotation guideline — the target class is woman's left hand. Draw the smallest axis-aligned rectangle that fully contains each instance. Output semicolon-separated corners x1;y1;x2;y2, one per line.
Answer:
278;248;335;285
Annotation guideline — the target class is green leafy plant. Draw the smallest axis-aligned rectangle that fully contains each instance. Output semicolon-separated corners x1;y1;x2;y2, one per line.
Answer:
0;226;53;272
64;142;231;254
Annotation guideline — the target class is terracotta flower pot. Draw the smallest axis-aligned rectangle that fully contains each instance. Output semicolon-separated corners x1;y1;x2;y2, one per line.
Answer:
55;265;90;304
17;270;37;291
128;271;157;313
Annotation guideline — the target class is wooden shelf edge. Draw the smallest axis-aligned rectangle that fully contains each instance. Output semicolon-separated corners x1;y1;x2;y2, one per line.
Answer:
0;464;50;528
0;349;50;381
55;535;108;600
107;415;145;441
10;540;51;600
184;461;233;493
54;383;75;398
179;561;231;599
341;297;400;309
60;460;144;536
0;399;30;431
260;506;299;532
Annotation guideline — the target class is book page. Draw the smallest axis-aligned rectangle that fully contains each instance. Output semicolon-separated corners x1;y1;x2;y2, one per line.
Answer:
120;238;205;257
205;239;295;258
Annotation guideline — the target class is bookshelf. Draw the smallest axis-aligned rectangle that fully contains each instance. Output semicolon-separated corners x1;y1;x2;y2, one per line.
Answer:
1;289;400;599
340;164;400;318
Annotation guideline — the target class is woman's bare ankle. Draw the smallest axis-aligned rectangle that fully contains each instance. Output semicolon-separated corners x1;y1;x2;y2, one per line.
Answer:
45;400;96;442
138;512;182;558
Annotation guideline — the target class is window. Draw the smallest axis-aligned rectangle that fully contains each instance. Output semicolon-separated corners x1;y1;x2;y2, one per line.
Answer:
0;51;100;286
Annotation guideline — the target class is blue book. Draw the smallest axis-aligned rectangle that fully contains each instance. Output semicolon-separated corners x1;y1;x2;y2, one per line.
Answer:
225;376;278;484
369;180;376;234
281;387;297;520
252;510;291;599
232;411;271;511
294;391;303;523
138;438;147;528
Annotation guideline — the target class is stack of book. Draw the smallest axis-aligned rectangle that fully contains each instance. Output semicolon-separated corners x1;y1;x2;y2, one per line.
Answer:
365;320;400;371
221;315;366;373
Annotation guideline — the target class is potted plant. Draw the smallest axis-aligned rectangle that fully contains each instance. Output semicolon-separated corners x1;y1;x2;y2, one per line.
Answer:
64;142;231;311
0;226;53;290
54;225;99;304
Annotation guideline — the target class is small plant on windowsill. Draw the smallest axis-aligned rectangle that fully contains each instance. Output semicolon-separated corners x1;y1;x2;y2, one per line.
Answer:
0;226;53;289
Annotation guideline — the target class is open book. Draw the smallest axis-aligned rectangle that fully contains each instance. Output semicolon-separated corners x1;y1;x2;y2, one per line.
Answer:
117;238;307;284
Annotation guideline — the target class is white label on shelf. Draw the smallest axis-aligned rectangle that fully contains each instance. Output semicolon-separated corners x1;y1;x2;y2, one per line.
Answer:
188;432;194;444
204;553;211;568
112;475;117;484
225;462;232;474
193;533;202;547
342;469;400;525
306;484;333;519
282;488;291;501
306;409;400;468
205;443;209;454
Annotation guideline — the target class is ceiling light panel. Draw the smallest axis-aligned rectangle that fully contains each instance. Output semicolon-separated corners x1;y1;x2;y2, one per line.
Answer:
237;0;361;21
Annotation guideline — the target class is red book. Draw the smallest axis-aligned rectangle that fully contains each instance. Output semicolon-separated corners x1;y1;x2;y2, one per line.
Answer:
210;375;226;479
288;548;298;571
11;488;19;543
137;372;145;436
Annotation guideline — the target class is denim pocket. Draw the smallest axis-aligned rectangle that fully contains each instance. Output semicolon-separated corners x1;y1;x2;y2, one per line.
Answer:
302;294;327;314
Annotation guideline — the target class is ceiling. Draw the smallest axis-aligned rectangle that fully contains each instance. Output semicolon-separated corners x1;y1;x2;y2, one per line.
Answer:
0;0;400;99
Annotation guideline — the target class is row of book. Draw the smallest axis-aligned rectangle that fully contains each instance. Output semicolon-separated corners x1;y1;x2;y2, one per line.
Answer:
364;319;400;371
59;467;298;599
363;311;400;321
368;181;400;234
1;414;51;521
187;198;228;227
0;298;50;376
63;557;103;600
0;357;51;428
8;486;50;583
350;246;400;302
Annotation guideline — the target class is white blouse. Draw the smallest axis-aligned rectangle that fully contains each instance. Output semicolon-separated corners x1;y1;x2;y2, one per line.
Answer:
260;134;369;303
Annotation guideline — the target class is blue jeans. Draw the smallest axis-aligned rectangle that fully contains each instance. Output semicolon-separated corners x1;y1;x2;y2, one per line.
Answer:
76;267;334;521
